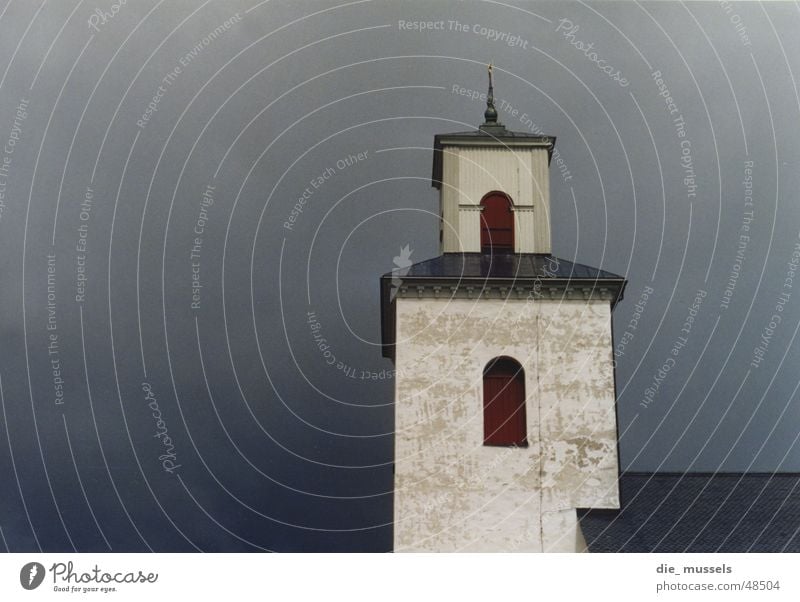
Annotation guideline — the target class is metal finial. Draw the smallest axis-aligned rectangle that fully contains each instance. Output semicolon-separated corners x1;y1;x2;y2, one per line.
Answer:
484;62;499;125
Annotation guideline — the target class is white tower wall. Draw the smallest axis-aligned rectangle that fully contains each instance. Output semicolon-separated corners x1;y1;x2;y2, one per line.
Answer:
393;297;619;552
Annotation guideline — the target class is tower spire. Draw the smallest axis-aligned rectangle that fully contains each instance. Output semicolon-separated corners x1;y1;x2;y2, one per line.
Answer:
481;63;504;131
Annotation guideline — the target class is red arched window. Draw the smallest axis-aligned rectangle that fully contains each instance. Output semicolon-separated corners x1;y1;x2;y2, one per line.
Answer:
480;192;514;253
483;357;527;446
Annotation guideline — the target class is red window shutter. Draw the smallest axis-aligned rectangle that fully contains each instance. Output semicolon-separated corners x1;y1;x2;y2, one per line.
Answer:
480;193;514;252
483;357;527;446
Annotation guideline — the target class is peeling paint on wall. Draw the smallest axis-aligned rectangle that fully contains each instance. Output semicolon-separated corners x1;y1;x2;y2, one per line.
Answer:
394;297;619;552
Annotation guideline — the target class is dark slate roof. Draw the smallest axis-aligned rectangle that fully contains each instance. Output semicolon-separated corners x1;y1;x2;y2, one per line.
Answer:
379;253;627;359
397;252;624;282
432;125;556;189
580;474;800;552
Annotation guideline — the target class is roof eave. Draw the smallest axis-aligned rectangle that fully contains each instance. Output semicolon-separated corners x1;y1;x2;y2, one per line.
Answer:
432;132;557;189
379;273;628;360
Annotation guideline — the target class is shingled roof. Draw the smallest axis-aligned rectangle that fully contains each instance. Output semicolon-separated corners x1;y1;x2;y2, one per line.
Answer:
580;474;800;552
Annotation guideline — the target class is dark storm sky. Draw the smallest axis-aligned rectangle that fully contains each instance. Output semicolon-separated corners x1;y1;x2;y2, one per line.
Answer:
0;0;798;551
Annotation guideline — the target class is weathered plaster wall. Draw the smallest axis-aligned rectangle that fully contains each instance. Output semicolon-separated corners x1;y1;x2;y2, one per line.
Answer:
393;297;619;552
439;147;551;253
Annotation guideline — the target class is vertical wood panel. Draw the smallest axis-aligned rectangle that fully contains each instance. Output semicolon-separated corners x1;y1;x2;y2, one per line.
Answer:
441;149;460;252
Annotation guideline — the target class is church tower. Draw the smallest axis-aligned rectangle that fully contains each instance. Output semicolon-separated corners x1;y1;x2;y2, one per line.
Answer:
380;67;627;552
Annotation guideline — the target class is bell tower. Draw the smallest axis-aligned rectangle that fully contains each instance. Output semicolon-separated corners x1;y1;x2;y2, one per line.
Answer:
434;63;554;254
381;66;627;552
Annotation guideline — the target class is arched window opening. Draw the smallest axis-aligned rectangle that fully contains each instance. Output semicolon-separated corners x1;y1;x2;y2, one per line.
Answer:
480;192;514;253
483;357;527;446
